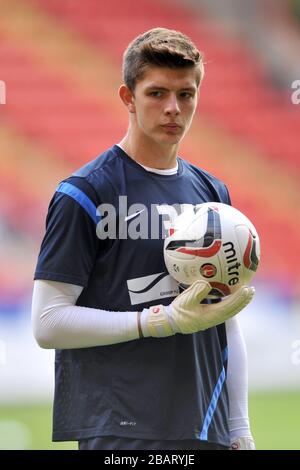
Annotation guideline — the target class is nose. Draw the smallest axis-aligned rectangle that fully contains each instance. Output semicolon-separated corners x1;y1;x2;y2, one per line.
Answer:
164;93;180;115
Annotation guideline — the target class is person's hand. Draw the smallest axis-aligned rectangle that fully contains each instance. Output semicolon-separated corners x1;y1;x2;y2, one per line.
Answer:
230;436;256;450
140;280;255;337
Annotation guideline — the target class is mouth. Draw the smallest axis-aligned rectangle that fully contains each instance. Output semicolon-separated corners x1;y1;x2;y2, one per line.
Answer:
161;123;182;132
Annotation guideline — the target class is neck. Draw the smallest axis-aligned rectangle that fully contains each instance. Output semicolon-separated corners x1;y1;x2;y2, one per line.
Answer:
119;130;179;170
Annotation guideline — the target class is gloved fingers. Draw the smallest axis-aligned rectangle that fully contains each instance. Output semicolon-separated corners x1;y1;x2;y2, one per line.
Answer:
218;286;255;318
199;286;255;325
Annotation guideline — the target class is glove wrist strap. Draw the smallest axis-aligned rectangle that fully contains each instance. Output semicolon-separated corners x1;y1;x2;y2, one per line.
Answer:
141;305;174;338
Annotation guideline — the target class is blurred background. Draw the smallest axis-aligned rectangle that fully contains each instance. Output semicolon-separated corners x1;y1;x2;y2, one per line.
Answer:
0;0;300;450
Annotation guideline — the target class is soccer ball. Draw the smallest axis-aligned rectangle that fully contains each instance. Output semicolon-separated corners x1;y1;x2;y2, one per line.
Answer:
163;202;260;298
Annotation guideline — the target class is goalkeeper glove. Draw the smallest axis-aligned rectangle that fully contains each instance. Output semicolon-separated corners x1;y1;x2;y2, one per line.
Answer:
230;436;256;450
140;280;255;337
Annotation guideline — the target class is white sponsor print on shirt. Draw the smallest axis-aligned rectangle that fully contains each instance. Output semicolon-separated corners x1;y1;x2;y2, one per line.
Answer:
127;272;179;305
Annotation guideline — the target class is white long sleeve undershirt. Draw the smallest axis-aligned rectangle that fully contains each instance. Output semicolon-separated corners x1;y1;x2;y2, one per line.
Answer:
31;279;251;440
226;316;252;441
31;280;140;349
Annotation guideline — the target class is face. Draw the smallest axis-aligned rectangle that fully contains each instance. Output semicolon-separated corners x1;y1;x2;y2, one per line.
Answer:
127;66;199;146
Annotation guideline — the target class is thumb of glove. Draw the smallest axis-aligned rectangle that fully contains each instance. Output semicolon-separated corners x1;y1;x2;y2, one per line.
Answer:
173;280;212;310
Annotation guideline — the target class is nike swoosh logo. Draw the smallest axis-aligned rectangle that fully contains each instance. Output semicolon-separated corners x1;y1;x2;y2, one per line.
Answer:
124;209;145;222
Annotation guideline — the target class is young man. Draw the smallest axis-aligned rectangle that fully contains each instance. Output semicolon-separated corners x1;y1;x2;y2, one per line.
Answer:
32;28;255;450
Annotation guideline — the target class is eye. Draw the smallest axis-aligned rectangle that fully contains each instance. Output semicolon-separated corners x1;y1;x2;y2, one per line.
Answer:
179;91;193;99
150;91;163;98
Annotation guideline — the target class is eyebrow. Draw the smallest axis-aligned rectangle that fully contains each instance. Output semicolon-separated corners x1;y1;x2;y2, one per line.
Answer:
145;86;197;92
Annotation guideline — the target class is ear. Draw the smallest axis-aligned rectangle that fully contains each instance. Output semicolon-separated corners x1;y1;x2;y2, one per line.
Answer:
119;85;136;113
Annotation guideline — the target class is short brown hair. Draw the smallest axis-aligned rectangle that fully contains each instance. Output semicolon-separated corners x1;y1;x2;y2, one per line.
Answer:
122;27;204;92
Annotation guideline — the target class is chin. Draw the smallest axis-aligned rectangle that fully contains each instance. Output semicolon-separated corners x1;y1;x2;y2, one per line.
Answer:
147;129;183;146
158;132;183;144
162;135;183;145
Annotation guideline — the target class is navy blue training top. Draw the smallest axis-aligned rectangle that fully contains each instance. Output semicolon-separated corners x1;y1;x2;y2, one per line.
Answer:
34;145;231;445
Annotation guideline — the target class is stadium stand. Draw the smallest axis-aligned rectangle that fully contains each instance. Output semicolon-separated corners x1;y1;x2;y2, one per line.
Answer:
0;0;299;296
